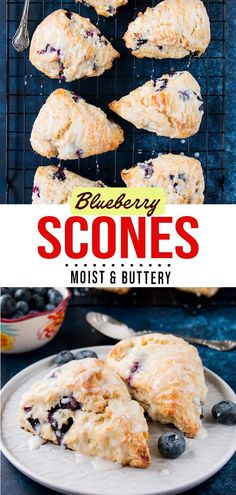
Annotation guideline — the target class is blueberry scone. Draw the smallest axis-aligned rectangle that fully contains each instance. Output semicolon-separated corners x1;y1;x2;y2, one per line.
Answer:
178;288;219;297
107;333;207;438
32;166;106;204
31;89;124;159
124;0;210;59
121;154;204;204
109;71;204;139
75;0;128;17
19;359;151;467
30;10;119;81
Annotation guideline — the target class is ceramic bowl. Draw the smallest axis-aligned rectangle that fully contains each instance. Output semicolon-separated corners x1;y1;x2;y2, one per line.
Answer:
0;288;71;354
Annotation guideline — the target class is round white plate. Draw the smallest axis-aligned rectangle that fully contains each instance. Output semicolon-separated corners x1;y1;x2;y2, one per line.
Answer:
1;345;236;495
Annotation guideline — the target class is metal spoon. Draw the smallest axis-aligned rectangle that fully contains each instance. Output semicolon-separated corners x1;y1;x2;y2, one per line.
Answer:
12;0;30;52
86;312;236;351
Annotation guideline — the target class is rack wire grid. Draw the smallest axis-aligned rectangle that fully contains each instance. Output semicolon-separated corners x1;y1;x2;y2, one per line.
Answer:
5;0;226;204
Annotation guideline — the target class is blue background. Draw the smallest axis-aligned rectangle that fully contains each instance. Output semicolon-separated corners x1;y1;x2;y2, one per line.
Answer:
0;0;236;203
1;288;236;495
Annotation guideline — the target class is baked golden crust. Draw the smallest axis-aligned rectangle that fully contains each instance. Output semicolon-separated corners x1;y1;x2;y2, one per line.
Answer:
109;71;204;139
32;165;105;204
121;153;204;204
124;0;210;59
178;288;219;297
75;0;127;17
30;89;124;159
30;10;119;81
19;359;151;468
107;334;208;438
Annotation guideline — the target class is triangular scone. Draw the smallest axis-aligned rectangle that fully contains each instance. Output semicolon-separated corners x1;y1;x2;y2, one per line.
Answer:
121;154;204;204
109;71;203;139
178;288;219;297
30;10;119;81
32;166;106;204
75;0;127;17
30;89;124;159
107;334;207;438
19;359;151;468
124;0;210;59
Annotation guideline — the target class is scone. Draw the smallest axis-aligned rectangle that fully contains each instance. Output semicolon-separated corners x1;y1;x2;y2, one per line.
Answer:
75;0;128;17
32;166;106;204
19;359;151;468
107;333;207;438
30;10;119;81
124;0;210;59
121;154;204;204
31;89;124;159
178;288;219;297
109;71;204;139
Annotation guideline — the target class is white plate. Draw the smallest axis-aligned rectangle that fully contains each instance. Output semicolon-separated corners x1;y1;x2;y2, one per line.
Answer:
1;345;236;495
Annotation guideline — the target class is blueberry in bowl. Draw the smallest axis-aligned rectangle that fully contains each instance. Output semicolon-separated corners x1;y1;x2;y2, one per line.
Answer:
158;432;186;459
0;287;70;354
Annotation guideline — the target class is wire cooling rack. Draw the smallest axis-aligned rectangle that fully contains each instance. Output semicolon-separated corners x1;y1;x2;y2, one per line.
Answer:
5;0;226;204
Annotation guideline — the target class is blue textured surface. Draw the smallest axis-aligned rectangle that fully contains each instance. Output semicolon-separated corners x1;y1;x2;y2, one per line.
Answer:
0;0;235;203
1;291;236;495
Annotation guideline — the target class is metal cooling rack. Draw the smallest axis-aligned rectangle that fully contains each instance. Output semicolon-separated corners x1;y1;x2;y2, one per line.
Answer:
5;0;226;204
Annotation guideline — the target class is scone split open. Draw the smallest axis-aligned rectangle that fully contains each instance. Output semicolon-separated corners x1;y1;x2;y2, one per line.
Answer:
19;359;151;468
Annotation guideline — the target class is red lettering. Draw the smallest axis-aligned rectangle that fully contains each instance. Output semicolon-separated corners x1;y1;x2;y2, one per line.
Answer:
175;216;199;259
65;217;88;258
121;217;146;258
151;217;173;258
92;217;116;258
38;216;61;259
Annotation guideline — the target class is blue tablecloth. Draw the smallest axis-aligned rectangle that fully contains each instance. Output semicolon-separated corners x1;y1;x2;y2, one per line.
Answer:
1;299;236;495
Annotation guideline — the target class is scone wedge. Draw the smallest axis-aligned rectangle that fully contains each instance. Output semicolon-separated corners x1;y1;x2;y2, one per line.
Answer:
109;71;204;139
178;288;219;297
121;154;204;204
32;166;105;204
75;0;128;17
19;359;151;468
107;334;207;438
31;89;124;159
30;10;119;81
124;0;210;59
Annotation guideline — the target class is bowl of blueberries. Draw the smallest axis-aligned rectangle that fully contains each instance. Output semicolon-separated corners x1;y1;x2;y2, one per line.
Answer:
0;287;71;353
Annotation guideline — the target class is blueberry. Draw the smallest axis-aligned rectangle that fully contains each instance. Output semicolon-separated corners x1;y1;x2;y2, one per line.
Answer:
212;401;236;425
45;303;56;311
1;288;10;295
55;350;75;366
0;294;16;317
29;310;37;315
16;301;29;315
32;288;47;296
31;294;45;310
48;289;62;307
75;349;98;360
158;432;186;459
14;288;32;303
12;311;24;319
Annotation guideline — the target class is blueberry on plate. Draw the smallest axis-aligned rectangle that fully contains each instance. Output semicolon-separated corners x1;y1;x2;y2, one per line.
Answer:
14;288;32;303
55;350;75;366
1;288;10;295
158;432;186;459
0;294;16;317
12;311;24;319
75;349;98;360
48;289;63;307
16;300;29;315
212;401;236;425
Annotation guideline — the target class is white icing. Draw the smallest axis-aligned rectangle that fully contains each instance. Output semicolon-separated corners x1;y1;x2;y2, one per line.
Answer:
28;436;44;450
159;468;170;475
91;457;123;471
195;428;208;440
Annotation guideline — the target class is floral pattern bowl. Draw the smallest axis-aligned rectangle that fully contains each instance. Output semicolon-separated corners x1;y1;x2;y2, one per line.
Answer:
0;288;71;354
